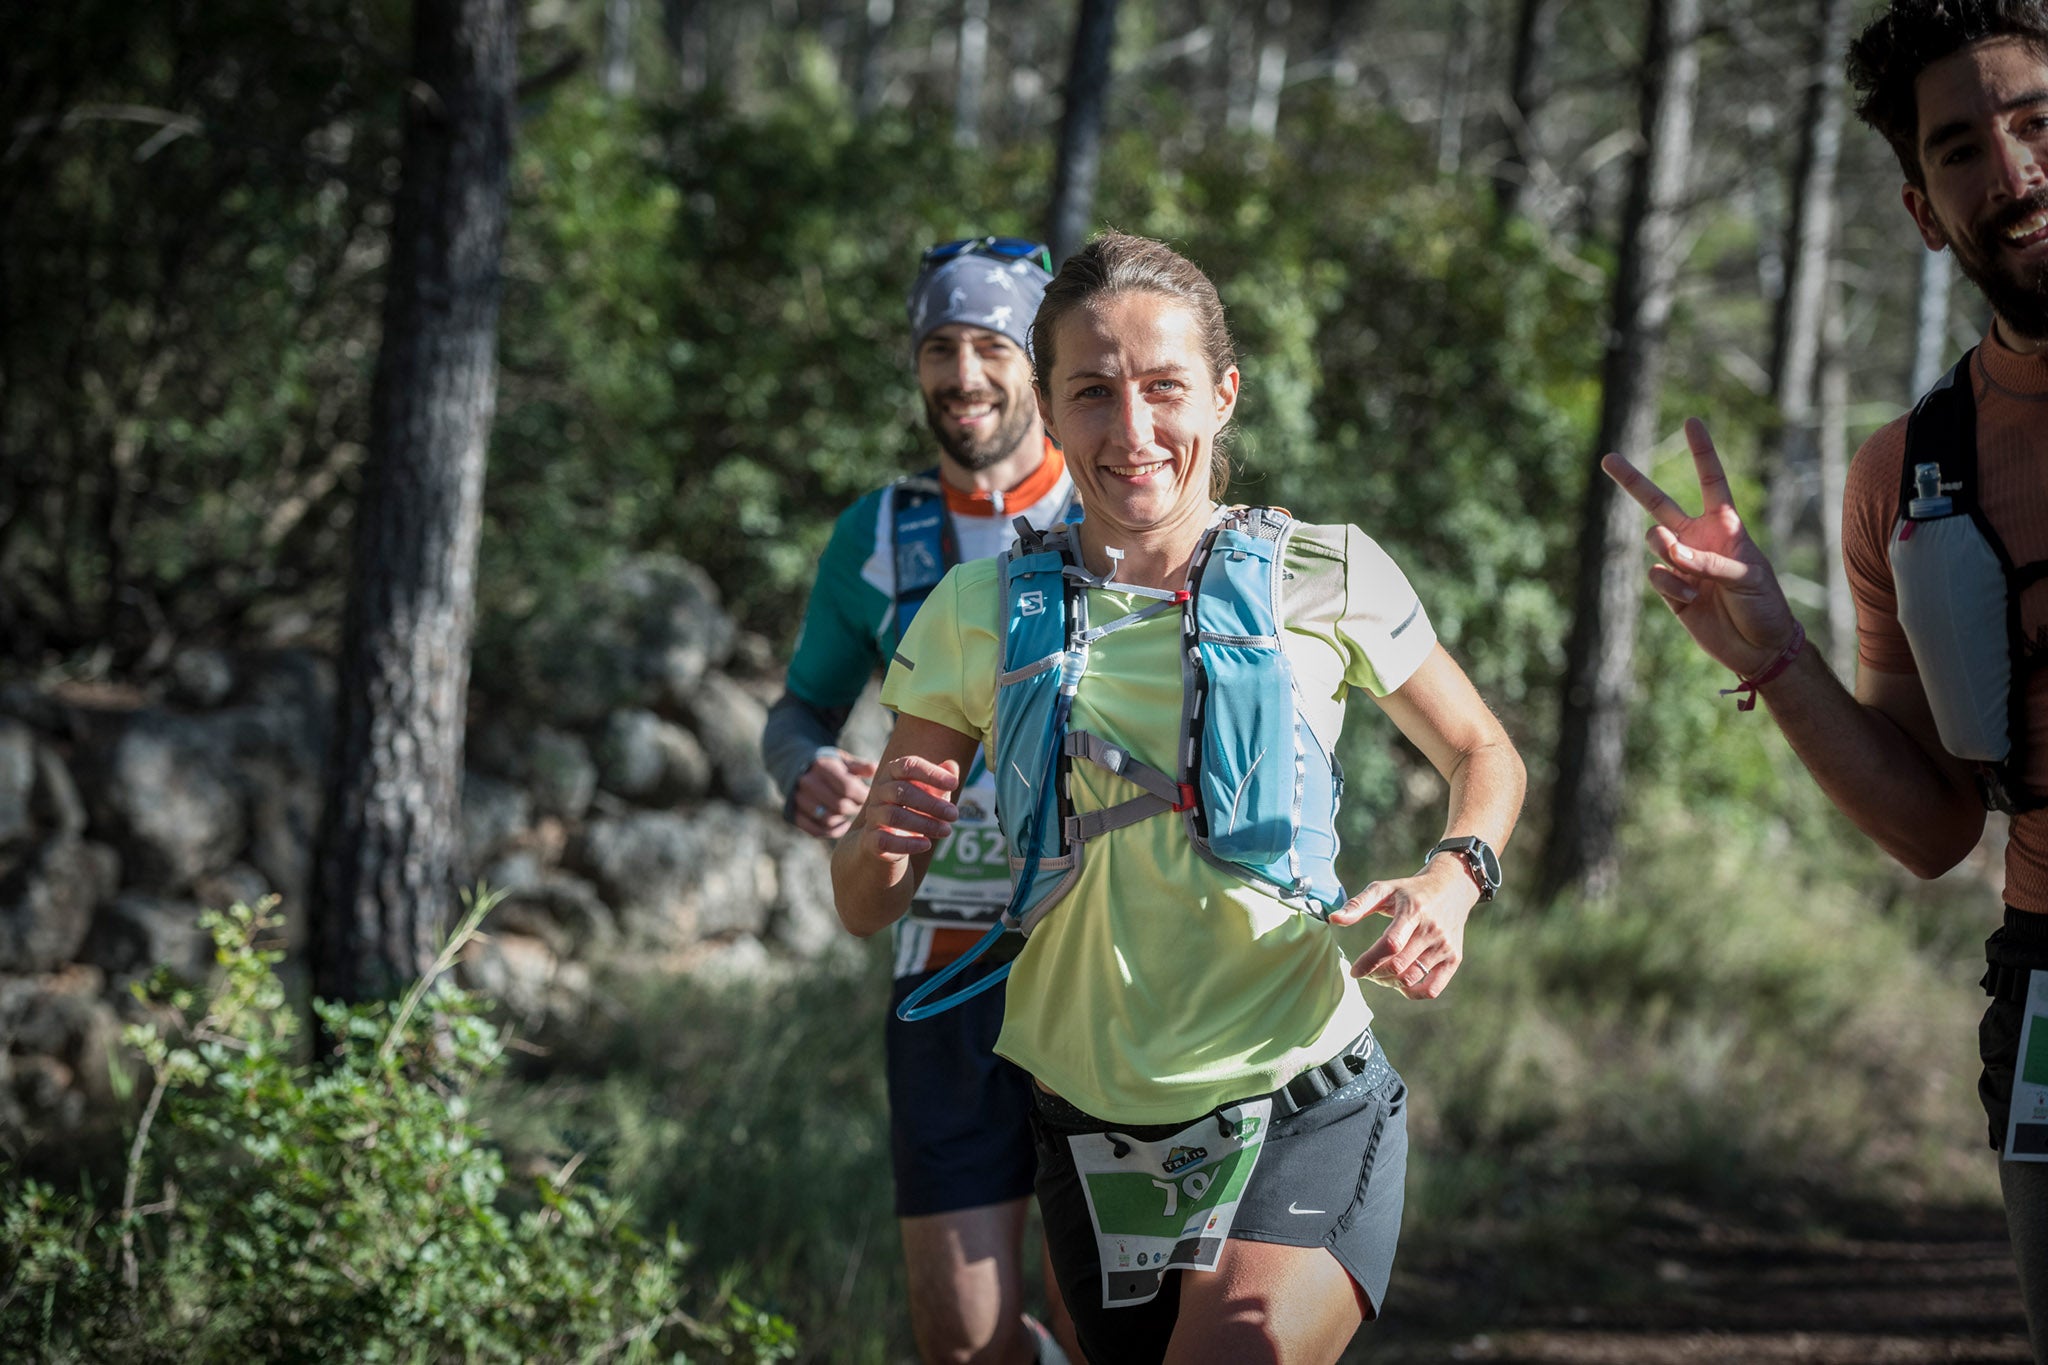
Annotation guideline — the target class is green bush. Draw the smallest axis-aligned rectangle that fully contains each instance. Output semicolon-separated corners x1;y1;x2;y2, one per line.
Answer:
0;901;795;1365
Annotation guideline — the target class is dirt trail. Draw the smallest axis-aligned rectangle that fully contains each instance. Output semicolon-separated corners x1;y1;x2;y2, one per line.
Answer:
1371;1203;2033;1364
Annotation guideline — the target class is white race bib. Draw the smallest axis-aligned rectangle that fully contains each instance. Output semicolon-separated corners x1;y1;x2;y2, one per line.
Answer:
1068;1100;1271;1308
910;753;1010;927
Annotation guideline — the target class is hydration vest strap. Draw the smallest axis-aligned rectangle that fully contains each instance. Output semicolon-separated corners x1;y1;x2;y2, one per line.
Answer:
892;470;957;633
1065;796;1179;842
894;918;1014;1021
1077;594;1186;644
1062;731;1183;805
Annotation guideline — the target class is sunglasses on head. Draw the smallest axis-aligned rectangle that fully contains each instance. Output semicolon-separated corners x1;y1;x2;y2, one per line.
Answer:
919;236;1053;274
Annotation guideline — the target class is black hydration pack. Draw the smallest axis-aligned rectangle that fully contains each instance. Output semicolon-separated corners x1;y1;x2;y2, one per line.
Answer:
1894;349;2048;814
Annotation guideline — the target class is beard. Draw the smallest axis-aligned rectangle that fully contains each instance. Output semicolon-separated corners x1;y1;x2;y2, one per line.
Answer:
922;387;1037;472
1950;189;2048;343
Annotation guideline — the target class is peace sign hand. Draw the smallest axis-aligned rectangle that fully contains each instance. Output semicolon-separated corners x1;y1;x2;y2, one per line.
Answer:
1601;417;1800;678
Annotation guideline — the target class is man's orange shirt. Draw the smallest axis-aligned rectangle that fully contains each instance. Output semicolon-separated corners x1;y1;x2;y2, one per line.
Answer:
1843;328;2048;913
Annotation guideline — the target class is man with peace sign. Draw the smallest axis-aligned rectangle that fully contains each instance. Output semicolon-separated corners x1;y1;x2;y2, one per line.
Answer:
1607;5;2048;1351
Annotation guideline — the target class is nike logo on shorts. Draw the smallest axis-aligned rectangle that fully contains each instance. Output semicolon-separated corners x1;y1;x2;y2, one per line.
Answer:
1287;1202;1325;1215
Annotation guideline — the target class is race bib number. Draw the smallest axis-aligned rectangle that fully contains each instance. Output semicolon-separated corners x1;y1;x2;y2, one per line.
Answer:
1068;1100;1271;1308
910;753;1010;927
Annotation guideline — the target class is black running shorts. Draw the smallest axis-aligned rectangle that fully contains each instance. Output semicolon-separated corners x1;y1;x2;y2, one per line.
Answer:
1029;1041;1409;1364
885;967;1038;1218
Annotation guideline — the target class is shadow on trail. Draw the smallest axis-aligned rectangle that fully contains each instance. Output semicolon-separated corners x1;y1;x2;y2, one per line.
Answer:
1364;1195;2030;1364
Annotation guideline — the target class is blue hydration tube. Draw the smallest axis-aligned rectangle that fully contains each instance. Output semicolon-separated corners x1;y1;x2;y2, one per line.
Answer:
895;680;1074;1022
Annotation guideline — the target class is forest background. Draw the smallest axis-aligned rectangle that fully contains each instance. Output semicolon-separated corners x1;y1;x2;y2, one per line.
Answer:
0;0;2030;1359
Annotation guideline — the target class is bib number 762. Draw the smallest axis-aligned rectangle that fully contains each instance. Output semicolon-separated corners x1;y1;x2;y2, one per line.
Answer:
931;828;1008;866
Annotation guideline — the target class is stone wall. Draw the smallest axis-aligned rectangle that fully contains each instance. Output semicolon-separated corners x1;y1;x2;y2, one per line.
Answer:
0;553;867;1149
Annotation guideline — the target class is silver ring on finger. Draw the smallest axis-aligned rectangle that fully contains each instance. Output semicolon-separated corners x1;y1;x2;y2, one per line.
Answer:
812;803;828;820
1411;961;1432;981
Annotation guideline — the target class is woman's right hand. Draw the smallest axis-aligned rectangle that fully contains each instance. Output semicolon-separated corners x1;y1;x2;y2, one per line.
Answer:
852;754;962;863
832;716;979;938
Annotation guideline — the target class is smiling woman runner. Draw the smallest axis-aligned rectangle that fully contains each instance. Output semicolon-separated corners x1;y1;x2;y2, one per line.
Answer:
832;231;1526;1364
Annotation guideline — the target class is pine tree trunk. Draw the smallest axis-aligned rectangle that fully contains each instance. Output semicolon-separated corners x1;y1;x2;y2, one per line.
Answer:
1048;0;1120;267
1248;0;1290;139
1819;280;1855;677
1493;0;1560;219
1911;246;1954;395
855;0;895;119
954;0;989;147
1539;0;1701;905
313;0;513;1004
1436;0;1477;177
1764;0;1850;552
603;0;635;98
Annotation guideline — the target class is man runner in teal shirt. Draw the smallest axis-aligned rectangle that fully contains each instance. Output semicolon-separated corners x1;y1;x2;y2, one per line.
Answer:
762;238;1079;1365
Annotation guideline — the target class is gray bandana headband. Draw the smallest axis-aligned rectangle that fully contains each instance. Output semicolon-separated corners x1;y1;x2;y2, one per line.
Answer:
907;254;1051;353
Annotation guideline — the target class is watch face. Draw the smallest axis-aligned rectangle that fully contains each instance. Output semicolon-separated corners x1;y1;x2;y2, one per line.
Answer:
1475;841;1501;886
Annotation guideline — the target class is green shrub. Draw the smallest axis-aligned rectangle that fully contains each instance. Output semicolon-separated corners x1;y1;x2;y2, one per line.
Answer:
0;900;795;1365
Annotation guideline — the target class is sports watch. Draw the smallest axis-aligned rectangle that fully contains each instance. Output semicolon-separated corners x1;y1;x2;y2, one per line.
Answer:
1422;836;1501;902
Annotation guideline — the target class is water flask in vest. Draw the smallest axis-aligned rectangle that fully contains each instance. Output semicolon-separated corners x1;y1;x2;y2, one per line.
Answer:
1889;460;2012;765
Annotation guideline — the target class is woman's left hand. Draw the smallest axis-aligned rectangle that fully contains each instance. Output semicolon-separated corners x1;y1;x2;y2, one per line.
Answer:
1328;858;1479;1000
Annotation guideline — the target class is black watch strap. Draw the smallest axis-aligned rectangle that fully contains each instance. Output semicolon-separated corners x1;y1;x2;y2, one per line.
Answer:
1423;836;1500;901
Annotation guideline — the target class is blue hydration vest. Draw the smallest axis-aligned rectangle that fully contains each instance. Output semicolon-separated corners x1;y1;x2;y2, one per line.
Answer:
897;507;1347;1021
888;469;955;636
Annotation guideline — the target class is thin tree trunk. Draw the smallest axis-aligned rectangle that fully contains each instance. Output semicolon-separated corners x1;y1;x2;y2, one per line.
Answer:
1316;0;1373;89
1764;0;1851;552
1048;0;1120;268
313;0;513;1004
856;0;895;118
1819;279;1855;678
1436;0;1477;176
1493;0;1560;219
1911;246;1954;395
603;0;635;97
1226;1;1258;132
1249;0;1290;139
1539;0;1701;906
662;0;707;95
954;0;988;147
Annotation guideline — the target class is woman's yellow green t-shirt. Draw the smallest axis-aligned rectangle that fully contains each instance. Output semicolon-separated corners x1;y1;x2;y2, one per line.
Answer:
881;520;1435;1124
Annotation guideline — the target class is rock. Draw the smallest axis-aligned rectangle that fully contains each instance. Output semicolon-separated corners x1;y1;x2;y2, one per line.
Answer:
575;807;778;946
596;709;712;804
168;648;235;708
0;722;34;848
0;965;118;1103
681;675;776;809
764;826;843;960
480;851;545;895
528;727;597;821
0;838;120;972
86;894;212;980
233;650;335;771
462;771;531;868
488;554;737;725
12;1055;83;1131
622;556;737;709
491;872;615;955
31;743;86;839
192;862;271;915
94;713;245;891
458;931;573;1021
729;630;778;679
244;758;319;935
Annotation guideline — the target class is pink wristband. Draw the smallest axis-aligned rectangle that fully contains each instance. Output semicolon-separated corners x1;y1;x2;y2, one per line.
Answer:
1720;620;1805;712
